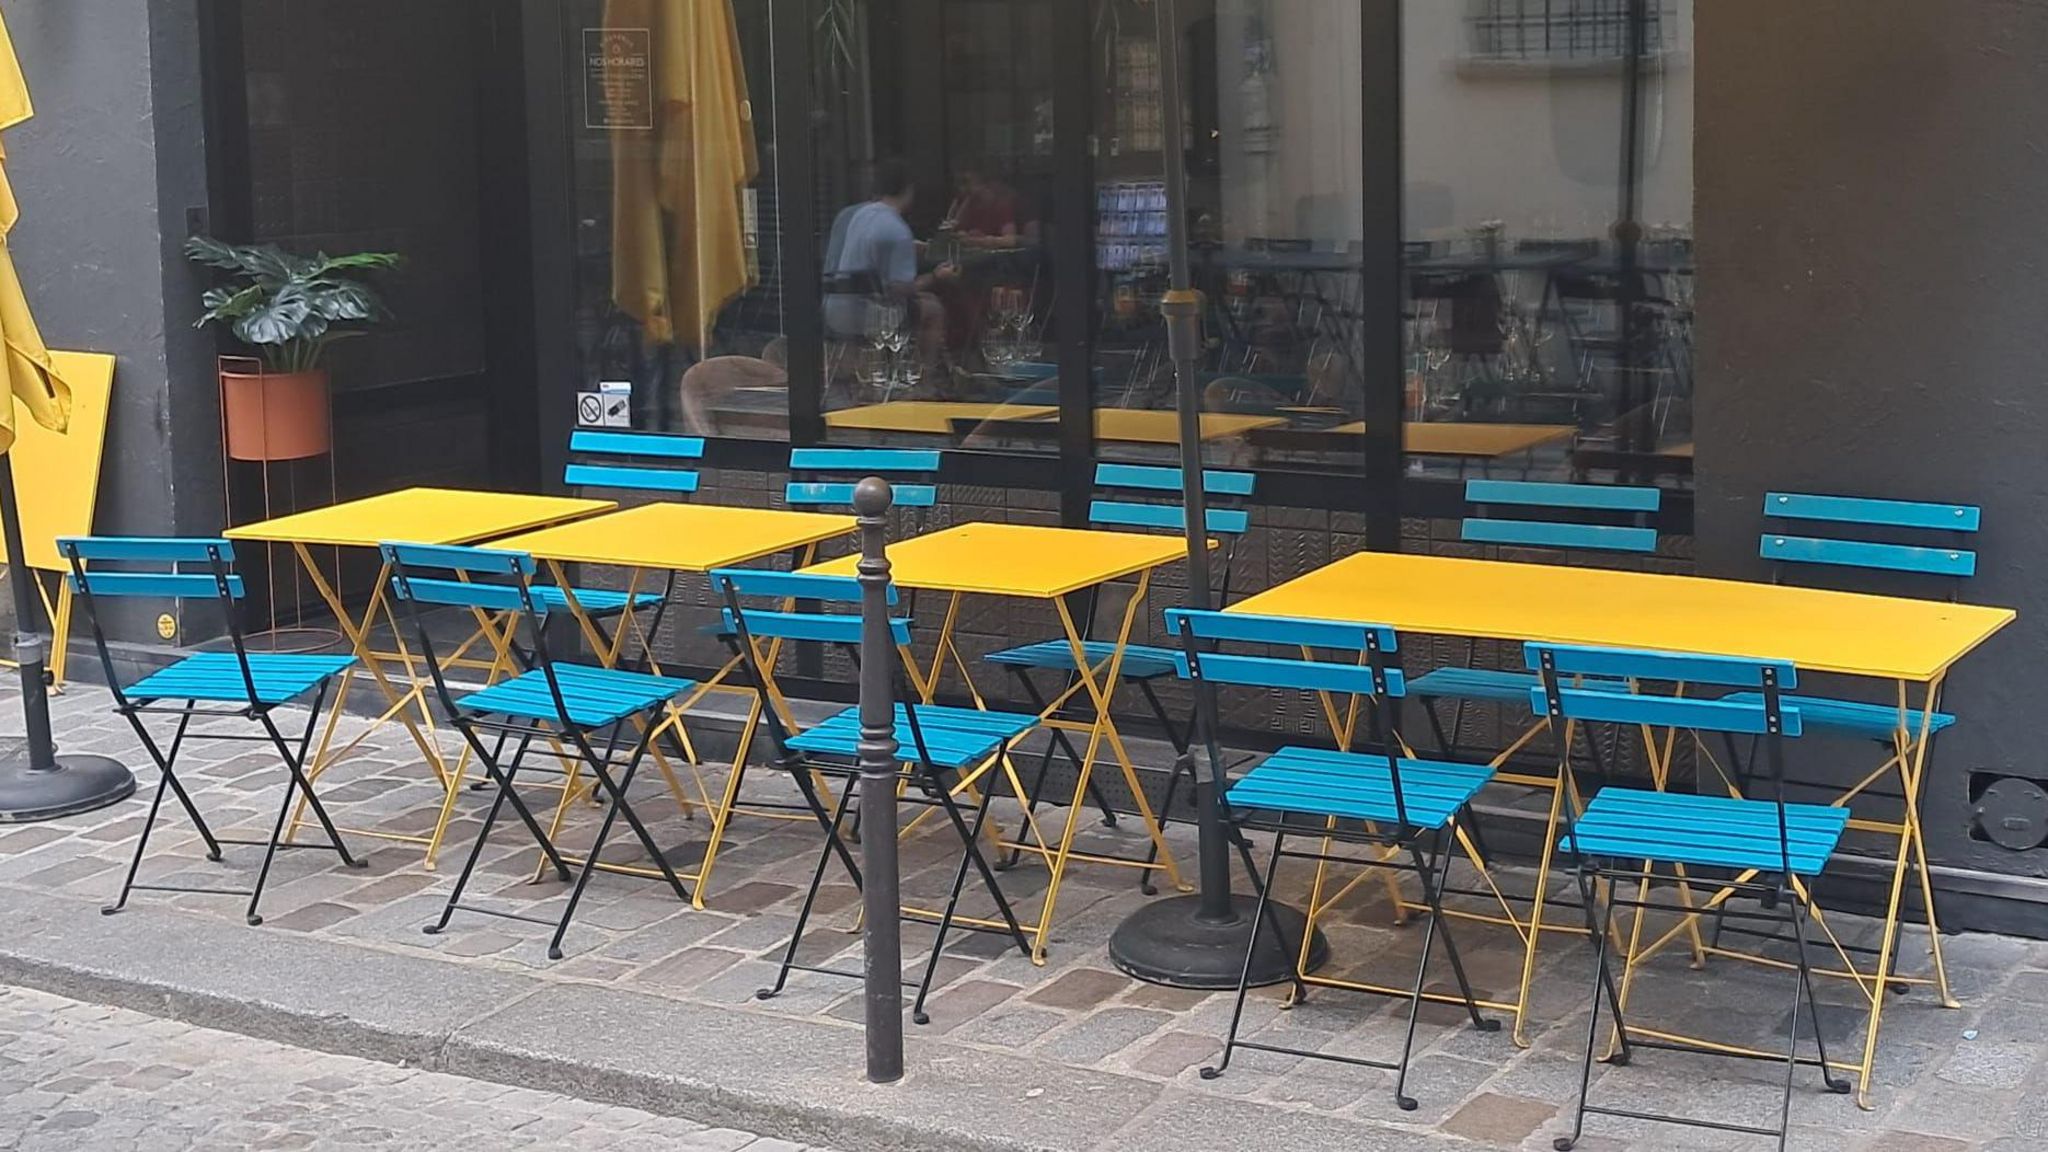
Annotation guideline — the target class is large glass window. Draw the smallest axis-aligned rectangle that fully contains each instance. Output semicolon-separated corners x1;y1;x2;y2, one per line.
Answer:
1089;0;1369;475
564;0;787;439
1401;0;1693;487
808;0;1064;454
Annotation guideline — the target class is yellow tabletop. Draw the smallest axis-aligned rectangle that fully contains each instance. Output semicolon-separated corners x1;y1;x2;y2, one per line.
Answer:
803;522;1190;599
1317;421;1576;459
826;401;1057;435
491;503;857;572
1093;409;1288;444
1229;551;2015;683
224;487;614;550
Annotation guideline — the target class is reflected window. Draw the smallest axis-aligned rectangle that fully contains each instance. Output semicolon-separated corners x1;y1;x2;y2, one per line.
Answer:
565;0;786;439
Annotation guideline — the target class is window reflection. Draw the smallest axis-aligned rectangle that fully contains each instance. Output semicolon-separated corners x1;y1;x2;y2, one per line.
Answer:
1402;0;1693;486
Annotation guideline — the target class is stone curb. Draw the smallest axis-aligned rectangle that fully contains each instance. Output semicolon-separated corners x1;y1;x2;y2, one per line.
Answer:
0;884;1467;1152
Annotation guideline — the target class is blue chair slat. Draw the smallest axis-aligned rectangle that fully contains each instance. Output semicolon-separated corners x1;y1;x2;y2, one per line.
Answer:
127;652;356;705
391;577;530;613
69;572;245;600
787;481;938;508
1166;608;1399;654
711;568;886;605
1462;518;1658;554
1225;747;1493;830
1179;651;1403;698
1567;789;1848;875
1467;479;1661;513
528;585;664;615
563;463;701;494
1523;642;1798;690
1528;685;1800;736
1765;491;1980;533
982;639;1180;680
719;607;912;647
786;703;1036;769
789;447;941;472
1760;534;1976;578
569;430;705;459
1090;499;1250;536
457;664;695;728
59;536;232;562
1718;692;1956;738
1095;462;1257;497
381;542;533;577
1407;666;1538;703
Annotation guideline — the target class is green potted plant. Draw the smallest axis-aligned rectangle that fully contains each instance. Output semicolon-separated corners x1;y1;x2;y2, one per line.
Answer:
186;237;400;462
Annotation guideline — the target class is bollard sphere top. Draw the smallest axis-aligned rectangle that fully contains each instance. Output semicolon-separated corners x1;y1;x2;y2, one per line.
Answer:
853;476;895;517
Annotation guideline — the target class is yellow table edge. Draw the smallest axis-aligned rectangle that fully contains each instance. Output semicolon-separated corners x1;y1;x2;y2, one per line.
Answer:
225;488;617;549
490;503;859;571
802;522;1193;599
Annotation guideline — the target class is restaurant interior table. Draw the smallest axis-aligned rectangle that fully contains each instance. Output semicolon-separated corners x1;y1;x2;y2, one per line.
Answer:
824;400;1056;436
805;521;1194;962
224;487;615;867
489;501;858;905
1229;549;2014;1105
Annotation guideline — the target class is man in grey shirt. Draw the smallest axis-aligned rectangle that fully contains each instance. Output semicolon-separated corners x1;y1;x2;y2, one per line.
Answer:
823;159;954;370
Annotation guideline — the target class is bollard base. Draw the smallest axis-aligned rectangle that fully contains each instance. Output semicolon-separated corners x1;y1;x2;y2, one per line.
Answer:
1109;894;1328;990
0;753;137;823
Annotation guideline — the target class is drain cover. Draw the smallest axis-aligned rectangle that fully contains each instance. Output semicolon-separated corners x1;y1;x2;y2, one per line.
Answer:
1975;776;2048;851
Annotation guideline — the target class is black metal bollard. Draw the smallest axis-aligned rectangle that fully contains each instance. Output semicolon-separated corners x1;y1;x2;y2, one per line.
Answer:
853;476;903;1083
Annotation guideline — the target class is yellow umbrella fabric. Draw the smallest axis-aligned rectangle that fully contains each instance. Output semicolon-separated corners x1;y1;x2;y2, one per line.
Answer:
0;8;68;457
607;0;761;351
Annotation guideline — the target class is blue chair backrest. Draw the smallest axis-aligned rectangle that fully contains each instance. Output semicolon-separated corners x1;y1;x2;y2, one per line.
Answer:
1165;608;1403;699
1760;492;1979;580
382;543;537;615
711;568;912;648
1089;463;1256;537
1461;479;1659;555
1523;642;1800;737
59;537;245;602
564;429;703;496
786;448;941;510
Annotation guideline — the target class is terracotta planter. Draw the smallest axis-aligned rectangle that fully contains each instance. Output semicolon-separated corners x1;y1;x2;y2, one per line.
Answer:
220;367;331;462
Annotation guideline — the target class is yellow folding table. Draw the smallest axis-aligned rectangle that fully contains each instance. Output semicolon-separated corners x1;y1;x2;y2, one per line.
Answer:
0;350;114;689
1091;409;1287;444
805;521;1193;961
223;487;615;867
1230;550;2014;1105
824;401;1056;436
489;502;858;904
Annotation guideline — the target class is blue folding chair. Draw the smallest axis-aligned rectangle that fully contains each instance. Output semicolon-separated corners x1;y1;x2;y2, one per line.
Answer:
716;568;1033;1023
985;463;1256;891
1167;608;1499;1110
785;447;941;516
1408;479;1660;763
384;542;698;960
59;537;363;925
1530;643;1852;1152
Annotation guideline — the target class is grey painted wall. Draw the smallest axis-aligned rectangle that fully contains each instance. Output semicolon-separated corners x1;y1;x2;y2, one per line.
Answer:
4;1;219;638
1695;1;2048;886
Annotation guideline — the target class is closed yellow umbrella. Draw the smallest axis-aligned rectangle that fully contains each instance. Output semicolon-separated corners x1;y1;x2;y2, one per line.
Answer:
0;7;67;457
607;0;761;351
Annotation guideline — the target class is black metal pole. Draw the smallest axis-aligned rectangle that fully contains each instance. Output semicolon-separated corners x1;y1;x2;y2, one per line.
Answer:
1107;0;1324;988
1;451;55;771
0;448;134;821
853;476;903;1084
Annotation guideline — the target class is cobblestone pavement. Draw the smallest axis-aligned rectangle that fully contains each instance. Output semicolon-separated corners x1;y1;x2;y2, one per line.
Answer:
0;984;831;1151
4;676;2044;1150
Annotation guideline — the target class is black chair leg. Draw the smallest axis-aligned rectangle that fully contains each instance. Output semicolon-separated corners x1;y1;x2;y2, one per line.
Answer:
104;749;181;916
758;775;858;1002
1555;864;1633;1152
1793;891;1853;1095
1201;829;1292;1080
426;729;541;936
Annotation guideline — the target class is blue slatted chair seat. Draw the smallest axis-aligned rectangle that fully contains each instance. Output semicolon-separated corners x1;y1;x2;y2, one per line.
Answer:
1407;666;1539;704
1225;746;1495;831
1718;692;1955;739
983;639;1179;680
786;704;1038;769
456;663;695;727
530;585;664;616
128;652;356;705
1566;788;1848;875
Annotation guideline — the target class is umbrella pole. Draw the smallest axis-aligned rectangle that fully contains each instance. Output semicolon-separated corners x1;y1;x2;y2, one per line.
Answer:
0;449;133;821
1108;0;1325;989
